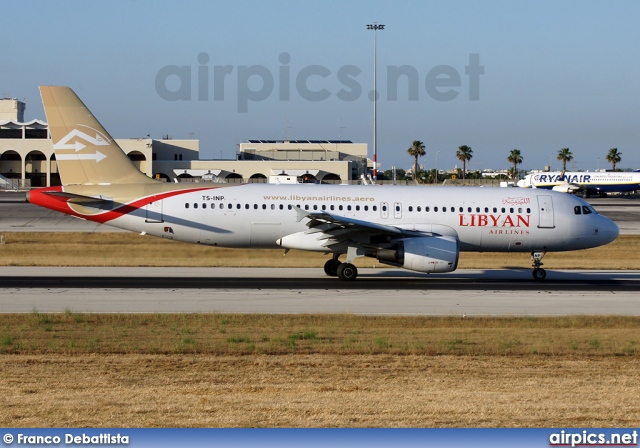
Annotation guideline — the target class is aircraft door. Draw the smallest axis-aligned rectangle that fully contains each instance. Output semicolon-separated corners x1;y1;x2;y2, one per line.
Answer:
145;199;164;223
537;195;554;228
380;202;389;219
394;202;402;219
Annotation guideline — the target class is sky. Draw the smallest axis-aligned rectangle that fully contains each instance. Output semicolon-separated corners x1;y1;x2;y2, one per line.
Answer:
3;0;640;172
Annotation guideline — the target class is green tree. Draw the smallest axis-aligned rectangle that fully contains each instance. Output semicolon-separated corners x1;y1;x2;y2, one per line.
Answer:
507;149;523;180
407;140;426;184
605;148;622;171
456;145;473;180
557;148;573;171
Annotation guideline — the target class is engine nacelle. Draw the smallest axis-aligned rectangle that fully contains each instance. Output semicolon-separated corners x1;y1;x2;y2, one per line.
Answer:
377;236;460;273
552;184;580;193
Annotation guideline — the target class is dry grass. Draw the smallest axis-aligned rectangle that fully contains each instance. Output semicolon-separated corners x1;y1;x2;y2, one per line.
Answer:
1;314;640;427
2;313;640;357
3;354;639;427
1;232;639;269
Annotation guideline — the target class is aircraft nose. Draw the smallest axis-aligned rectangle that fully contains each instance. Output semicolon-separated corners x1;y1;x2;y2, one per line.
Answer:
594;215;619;244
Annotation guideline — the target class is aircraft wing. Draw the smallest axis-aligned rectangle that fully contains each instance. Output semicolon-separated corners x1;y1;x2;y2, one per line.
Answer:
301;210;403;235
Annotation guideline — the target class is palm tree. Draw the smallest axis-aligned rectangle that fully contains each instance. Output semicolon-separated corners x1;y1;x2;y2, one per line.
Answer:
557;148;573;171
456;145;473;180
407;140;425;184
507;149;523;180
605;148;622;171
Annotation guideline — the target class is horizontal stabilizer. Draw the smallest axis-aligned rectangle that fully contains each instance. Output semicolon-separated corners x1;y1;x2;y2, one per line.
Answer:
42;190;113;205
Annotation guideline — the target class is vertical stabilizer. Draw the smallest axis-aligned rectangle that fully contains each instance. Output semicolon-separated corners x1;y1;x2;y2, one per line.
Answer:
40;86;155;185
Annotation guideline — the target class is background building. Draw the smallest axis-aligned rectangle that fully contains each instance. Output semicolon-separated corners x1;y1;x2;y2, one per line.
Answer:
0;98;367;188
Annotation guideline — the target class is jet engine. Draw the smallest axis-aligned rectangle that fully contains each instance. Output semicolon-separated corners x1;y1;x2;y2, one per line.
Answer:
376;236;459;273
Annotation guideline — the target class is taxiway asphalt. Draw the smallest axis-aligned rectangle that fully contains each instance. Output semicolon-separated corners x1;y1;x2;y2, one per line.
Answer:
1;267;639;316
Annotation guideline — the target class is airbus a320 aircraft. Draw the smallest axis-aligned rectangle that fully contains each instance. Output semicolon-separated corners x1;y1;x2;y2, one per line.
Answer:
28;86;619;281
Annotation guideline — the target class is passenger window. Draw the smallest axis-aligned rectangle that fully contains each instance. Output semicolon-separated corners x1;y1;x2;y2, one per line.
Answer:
322;205;326;211
460;207;464;213
476;207;480;213
194;203;199;209
262;204;267;210
271;204;275;210
434;207;438;212
527;208;531;213
245;204;249;209
330;205;335;211
203;203;207;209
484;207;489;213
288;205;292;210
254;204;258;209
212;204;216;209
417;206;421;212
339;205;344;211
347;205;352;211
364;205;368;211
408;206;413;212
373;205;377;211
451;207;455;212
426;206;430;212
396;205;400;212
313;205;318;211
356;205;360;211
582;206;592;215
510;208;514;213
518;208;523;213
493;207;497;213
228;204;233;209
381;205;386;212
442;207;447;213
501;208;505;213
185;203;189;209
279;204;284;210
574;206;582;215
304;205;309;210
237;204;241;209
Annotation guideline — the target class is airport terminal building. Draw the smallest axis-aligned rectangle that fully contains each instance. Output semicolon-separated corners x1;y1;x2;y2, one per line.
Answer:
0;98;368;188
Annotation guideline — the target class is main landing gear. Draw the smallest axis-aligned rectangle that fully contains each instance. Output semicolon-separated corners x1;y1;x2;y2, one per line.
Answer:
531;251;547;280
323;254;358;281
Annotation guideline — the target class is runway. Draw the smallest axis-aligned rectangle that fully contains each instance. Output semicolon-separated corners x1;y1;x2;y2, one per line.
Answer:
1;267;639;316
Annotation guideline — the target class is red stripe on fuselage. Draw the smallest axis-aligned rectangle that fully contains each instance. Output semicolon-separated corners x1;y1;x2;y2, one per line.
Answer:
28;186;216;224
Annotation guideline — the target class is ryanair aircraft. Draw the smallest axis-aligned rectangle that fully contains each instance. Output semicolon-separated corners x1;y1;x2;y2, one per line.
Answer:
518;170;640;198
28;87;619;281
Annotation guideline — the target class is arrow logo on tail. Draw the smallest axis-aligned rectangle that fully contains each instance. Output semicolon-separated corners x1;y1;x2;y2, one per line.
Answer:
56;151;107;163
53;129;110;151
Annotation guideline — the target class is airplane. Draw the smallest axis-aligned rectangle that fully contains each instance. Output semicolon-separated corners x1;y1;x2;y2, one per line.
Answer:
27;86;619;281
517;170;640;198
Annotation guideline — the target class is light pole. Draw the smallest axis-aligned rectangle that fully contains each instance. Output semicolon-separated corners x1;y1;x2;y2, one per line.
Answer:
367;22;384;181
435;151;440;185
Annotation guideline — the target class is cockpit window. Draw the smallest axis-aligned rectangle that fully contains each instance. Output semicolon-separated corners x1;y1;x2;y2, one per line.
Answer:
574;206;581;215
582;205;593;215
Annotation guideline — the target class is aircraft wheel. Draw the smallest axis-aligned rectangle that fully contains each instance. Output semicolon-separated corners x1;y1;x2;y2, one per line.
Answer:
337;263;358;281
323;259;341;277
532;268;546;281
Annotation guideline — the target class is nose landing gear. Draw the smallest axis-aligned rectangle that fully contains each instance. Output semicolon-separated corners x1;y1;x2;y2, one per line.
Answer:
531;251;547;280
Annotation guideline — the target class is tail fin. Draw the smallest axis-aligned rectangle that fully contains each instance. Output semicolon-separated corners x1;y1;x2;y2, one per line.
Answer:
40;86;155;186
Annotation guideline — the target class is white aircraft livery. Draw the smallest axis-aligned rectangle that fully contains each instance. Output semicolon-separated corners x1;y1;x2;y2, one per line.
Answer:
28;86;619;281
517;170;640;198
